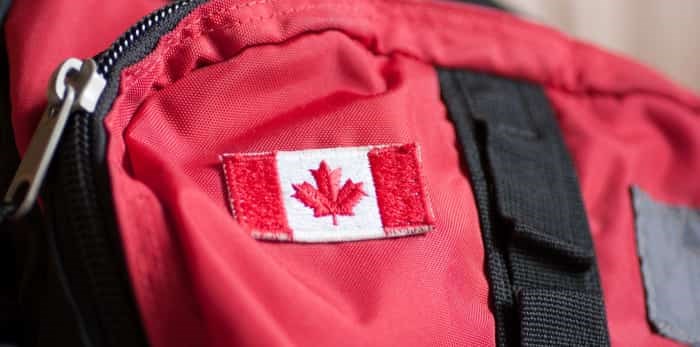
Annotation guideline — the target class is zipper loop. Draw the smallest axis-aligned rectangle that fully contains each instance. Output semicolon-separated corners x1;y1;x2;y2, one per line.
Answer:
2;58;106;220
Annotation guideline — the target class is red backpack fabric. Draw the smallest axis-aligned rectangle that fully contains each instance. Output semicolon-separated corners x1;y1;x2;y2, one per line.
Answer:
3;0;699;346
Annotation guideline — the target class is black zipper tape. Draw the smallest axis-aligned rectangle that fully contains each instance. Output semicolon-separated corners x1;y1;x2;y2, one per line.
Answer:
47;1;208;346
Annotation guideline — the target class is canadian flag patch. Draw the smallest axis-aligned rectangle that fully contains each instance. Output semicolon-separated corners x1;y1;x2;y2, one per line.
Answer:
220;144;435;242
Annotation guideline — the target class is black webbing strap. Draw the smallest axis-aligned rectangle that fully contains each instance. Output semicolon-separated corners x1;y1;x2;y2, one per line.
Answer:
438;69;610;346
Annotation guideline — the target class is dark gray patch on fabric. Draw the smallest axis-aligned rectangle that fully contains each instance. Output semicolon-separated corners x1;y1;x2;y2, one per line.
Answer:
632;186;700;344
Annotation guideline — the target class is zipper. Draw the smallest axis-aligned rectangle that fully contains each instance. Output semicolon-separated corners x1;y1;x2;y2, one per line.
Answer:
4;0;201;218
4;59;105;218
96;0;195;77
4;0;206;345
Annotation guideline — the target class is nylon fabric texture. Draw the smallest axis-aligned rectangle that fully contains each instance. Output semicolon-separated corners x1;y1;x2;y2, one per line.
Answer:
109;31;493;346
547;84;700;346
4;0;700;346
102;9;493;347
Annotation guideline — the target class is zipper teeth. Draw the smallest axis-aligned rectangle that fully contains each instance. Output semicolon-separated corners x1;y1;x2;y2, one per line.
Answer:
53;1;203;344
96;0;192;76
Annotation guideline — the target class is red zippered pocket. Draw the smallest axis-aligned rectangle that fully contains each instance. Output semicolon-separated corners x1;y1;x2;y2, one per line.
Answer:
104;8;493;344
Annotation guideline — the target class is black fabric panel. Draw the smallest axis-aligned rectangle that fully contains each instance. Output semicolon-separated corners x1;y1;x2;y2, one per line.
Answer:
438;69;610;346
0;25;86;346
0;31;17;223
0;29;20;346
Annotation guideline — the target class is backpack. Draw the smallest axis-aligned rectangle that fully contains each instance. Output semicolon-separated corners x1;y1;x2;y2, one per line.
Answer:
1;0;699;346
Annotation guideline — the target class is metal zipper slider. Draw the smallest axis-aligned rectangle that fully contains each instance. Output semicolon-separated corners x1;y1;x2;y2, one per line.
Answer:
3;58;106;220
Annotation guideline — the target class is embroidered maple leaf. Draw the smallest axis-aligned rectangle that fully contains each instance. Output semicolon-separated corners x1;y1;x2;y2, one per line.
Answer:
291;161;367;226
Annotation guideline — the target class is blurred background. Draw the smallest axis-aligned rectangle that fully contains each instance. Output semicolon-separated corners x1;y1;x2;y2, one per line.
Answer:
497;0;700;92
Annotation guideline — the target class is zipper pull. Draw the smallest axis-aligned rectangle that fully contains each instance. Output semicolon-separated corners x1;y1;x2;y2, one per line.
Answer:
3;58;106;220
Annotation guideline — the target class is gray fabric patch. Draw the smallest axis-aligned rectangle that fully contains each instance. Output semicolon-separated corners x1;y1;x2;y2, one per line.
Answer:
632;186;700;344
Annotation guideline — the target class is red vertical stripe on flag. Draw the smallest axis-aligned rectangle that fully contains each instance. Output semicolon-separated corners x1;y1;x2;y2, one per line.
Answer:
368;144;434;234
221;153;291;240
